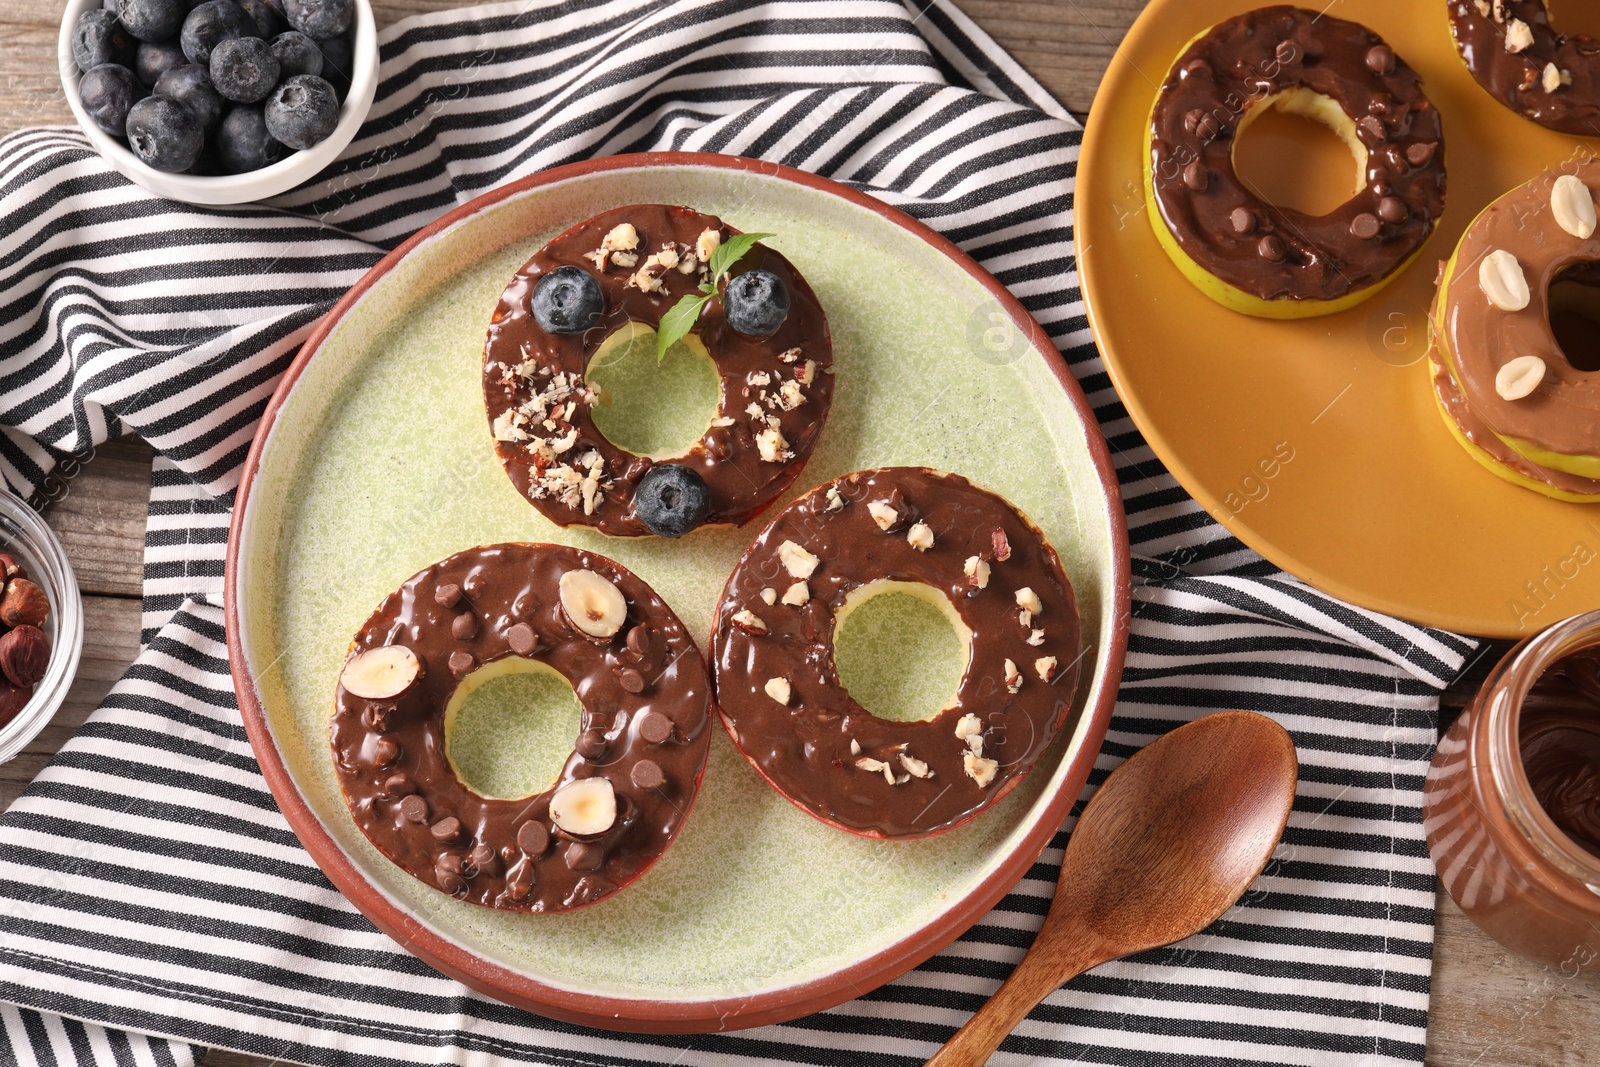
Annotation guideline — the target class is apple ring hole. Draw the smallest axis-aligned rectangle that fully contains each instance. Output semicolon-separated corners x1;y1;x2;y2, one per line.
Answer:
1548;0;1600;40
832;580;972;723
1232;88;1369;219
1549;262;1600;373
586;320;723;460
443;657;584;800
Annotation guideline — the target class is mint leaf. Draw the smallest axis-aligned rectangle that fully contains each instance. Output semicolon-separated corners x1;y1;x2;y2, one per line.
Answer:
708;231;775;283
656;293;711;361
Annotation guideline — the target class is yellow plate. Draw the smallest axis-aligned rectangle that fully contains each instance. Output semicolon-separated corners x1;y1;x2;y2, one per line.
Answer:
1078;0;1600;640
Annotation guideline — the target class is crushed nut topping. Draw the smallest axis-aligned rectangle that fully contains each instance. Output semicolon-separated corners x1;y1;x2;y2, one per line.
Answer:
1004;658;1022;694
696;228;722;262
868;501;899;531
1543;62;1562;93
855;756;902;785
992;527;1011;561
963;751;998;788
850;739;861;756
582;222;641;270
782;580;810;606
777;539;820;579
824;486;845;511
777;346;802;363
730;609;767;634
756;424;790;463
907;522;934;551
761;587;778;605
964;555;991;589
765;677;792;705
1505;18;1533;52
777;380;806;410
1026;628;1046;647
747;371;772;387
1035;656;1058;683
796;359;817;384
900;752;933;779
1015;587;1043;615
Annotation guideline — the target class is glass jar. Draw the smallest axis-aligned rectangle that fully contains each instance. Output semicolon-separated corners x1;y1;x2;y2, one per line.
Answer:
0;489;84;765
1424;609;1600;972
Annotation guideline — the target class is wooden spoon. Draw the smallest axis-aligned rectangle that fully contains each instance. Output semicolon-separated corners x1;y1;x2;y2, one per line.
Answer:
925;710;1298;1067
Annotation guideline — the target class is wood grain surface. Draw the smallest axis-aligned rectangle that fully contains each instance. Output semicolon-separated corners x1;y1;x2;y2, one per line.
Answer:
3;0;1596;1064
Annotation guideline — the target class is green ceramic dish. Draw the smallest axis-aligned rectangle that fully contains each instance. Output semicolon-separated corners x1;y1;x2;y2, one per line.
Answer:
226;153;1130;1032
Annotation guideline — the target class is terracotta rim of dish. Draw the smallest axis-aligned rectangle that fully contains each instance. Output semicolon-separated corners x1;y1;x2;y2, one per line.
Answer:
224;152;1132;1033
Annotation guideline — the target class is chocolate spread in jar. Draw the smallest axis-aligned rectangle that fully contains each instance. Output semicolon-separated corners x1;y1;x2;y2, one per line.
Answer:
331;543;712;912
1521;645;1600;857
483;205;834;537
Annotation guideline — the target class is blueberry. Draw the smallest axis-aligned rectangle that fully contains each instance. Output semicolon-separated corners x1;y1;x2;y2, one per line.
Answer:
116;0;185;42
722;269;790;336
635;465;710;537
180;0;257;66
263;74;337;149
216;104;286;172
125;95;204;172
72;10;136;72
530;266;603;334
315;31;351;100
283;0;350;40
209;36;278;102
155;64;223;131
134;39;186;87
78;63;143;136
268;30;321;78
234;0;282;37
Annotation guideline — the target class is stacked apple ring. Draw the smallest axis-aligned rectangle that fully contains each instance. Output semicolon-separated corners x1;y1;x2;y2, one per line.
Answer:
1429;162;1600;500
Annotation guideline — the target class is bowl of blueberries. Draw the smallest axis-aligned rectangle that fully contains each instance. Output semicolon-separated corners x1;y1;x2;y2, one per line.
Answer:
59;0;377;204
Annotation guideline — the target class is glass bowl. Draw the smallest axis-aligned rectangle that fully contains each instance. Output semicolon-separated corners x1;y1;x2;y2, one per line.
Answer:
0;490;85;765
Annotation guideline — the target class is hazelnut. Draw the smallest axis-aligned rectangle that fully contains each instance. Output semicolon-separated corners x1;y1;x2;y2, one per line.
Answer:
0;554;21;582
0;625;49;688
0;680;31;726
340;645;422;700
559;569;627;640
0;578;48;629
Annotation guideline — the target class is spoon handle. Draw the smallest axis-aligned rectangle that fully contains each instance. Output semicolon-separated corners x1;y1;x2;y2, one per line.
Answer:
924;923;1111;1067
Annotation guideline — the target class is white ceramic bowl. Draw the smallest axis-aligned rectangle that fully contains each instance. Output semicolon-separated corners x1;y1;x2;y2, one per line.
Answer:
0;491;84;765
57;0;378;205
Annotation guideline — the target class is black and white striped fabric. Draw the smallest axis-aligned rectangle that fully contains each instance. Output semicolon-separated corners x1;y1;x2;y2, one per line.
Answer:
0;1;1476;1063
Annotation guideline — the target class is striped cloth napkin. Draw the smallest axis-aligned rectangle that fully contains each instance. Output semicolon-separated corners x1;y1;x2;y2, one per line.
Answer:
0;1;1474;1064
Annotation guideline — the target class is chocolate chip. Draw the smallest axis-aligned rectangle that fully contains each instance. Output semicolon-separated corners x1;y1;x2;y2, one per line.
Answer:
638;711;673;744
1195;113;1221;143
464;574;486;596
507;863;535;901
467;844;496;876
373;737;400;766
1230;207;1256;235
451;612;477;640
1385;144;1409;173
1183;59;1212;80
1365;44;1395;76
363;703;393;732
576;728;608;760
1358;116;1385;143
516;820;549;855
507;623;537;656
1350;213;1381;240
631;759;665;790
400;795;429;823
1275;40;1298;65
625;625;651;658
1182;160;1209;191
1183;108;1205;134
430;816;462;842
616;667;646;694
436;851;464;876
448;651;475;675
434;583;461;609
1258;235;1287;262
1406;141;1438;167
1378;196;1408;223
437;869;467;895
565;840;605;872
384;773;415;796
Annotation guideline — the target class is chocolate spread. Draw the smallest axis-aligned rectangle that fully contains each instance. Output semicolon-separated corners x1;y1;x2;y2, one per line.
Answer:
483;205;834;538
1448;0;1600;137
710;468;1082;839
1149;6;1446;303
1521;645;1600;857
331;543;711;912
1435;161;1600;463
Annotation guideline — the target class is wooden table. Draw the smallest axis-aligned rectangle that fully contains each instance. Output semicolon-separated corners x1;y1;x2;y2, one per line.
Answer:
2;1;1596;1063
